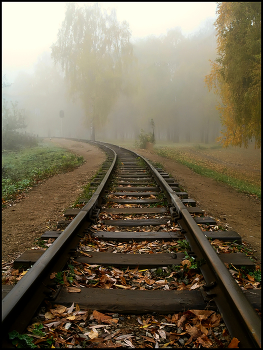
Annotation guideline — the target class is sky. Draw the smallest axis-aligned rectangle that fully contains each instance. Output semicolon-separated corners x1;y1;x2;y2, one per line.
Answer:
2;2;218;82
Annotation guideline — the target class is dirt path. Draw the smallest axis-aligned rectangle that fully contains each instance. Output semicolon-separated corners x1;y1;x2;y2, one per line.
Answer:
135;148;261;264
2;139;106;264
2;139;261;267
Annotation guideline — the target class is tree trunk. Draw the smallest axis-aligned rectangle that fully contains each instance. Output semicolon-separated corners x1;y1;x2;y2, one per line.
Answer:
91;118;95;141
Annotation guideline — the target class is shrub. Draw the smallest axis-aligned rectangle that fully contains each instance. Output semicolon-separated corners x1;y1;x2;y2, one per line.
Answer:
135;129;155;149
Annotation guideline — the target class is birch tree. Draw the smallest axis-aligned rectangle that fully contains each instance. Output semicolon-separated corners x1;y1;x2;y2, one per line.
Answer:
51;3;133;140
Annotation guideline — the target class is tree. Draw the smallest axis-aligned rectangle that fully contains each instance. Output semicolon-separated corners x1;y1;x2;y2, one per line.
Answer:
2;99;37;150
2;99;26;131
51;3;133;140
2;74;12;88
205;2;261;148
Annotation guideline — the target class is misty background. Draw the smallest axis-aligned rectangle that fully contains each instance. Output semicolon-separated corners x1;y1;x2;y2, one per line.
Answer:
2;2;220;144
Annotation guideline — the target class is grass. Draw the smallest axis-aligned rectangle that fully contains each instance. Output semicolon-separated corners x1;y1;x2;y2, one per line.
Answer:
2;143;84;207
155;147;261;199
71;157;111;208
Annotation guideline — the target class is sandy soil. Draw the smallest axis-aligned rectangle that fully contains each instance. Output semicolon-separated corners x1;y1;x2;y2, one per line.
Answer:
2;139;261;266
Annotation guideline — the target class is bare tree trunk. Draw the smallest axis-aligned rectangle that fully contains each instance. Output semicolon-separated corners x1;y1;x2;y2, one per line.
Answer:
91;118;95;141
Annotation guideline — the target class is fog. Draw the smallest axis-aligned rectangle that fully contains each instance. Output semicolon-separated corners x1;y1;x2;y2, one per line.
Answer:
2;2;221;144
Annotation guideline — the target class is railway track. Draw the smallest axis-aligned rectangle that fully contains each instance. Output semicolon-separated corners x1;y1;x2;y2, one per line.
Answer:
2;140;261;348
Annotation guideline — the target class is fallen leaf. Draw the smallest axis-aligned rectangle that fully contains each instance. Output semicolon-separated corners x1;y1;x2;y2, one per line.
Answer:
177;314;187;328
115;284;130;289
80;251;92;257
190;310;214;321
190;282;201;290
51;305;67;314
228;337;240;348
116;334;134;340
67;302;75;314
158;329;166;339
63;271;69;286
142;336;156;344
50;272;56;279
93;310;117;324
181;259;191;268
247;274;255;282
45;321;62;328
64;322;71;330
44;311;54;320
85;329;99;339
11;269;19;276
124;339;135;348
185;324;200;339
67;287;81;293
207;313;221;327
197;334;213;347
67;315;76;320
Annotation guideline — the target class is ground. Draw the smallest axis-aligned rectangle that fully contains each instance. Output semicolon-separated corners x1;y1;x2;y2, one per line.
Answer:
2;139;106;264
135;145;261;264
2;139;261;266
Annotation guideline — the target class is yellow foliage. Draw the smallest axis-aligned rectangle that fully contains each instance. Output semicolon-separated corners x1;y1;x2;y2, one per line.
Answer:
205;2;261;148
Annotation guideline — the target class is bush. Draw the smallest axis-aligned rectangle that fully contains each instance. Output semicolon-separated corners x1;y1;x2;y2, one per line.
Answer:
2;130;38;151
2;99;38;151
135;129;155;149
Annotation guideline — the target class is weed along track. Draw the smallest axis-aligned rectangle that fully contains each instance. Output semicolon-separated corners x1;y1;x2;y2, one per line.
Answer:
2;141;261;348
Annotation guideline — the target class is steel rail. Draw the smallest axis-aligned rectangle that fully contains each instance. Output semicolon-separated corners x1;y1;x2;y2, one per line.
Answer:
2;142;117;343
2;140;261;348
132;150;261;348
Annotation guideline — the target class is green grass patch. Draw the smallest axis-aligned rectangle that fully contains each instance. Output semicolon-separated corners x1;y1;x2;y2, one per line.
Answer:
2;144;84;206
155;147;261;199
71;157;111;208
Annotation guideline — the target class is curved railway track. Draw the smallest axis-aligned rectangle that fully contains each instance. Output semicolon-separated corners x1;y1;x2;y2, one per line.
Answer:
2;140;261;348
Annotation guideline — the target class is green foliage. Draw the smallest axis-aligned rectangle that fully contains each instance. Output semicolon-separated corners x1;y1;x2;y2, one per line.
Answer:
184;252;199;270
177;239;191;251
135;129;155;149
231;265;261;283
2;145;84;205
32;324;46;337
36;238;48;249
54;271;64;285
8;330;37;348
55;264;75;285
2;99;38;151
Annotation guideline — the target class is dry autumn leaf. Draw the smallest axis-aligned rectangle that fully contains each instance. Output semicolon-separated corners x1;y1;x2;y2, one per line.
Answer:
190;310;214;321
246;274;255;282
50;272;57;279
228;337;240;348
67;286;81;293
185;324;200;339
177;314;188;328
85;328;99;339
181;259;191;268
197;334;213;347
44;311;54;320
158;329;166;339
51;305;67;314
66;315;76;320
93;310;118;325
